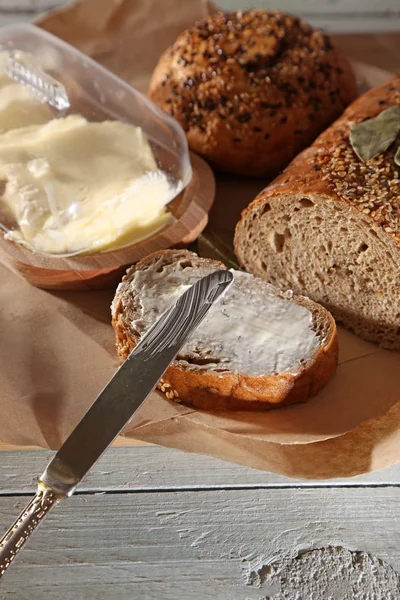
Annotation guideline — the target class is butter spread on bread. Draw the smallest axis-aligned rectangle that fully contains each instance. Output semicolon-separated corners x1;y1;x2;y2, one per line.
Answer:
112;250;338;411
128;267;320;376
235;74;400;349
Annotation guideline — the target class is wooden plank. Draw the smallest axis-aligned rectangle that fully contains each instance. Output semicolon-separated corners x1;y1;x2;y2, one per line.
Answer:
0;11;38;25
217;0;400;32
309;18;400;33
1;487;400;598
2;447;400;494
0;0;399;33
0;437;149;452
1;0;399;16
0;0;63;26
219;0;400;13
0;1;63;10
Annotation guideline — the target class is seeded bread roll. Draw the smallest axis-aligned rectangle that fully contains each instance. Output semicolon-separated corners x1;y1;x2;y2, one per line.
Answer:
112;250;338;411
235;75;400;349
148;10;358;178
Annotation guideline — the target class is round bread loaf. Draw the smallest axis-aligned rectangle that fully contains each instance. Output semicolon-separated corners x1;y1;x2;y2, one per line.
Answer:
148;10;358;178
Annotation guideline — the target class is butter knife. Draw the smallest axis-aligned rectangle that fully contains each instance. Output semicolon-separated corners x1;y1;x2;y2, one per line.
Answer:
0;269;233;579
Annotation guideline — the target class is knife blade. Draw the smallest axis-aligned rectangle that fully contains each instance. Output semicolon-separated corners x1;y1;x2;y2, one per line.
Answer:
0;269;233;578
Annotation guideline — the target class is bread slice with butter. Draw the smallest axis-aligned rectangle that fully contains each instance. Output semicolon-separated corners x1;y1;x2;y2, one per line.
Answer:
112;250;338;411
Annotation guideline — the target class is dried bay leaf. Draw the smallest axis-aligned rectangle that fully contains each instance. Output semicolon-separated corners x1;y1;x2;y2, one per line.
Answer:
349;105;400;162
395;146;400;167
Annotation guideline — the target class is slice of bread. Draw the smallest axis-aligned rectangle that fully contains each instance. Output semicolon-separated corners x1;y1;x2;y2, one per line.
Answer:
112;250;338;411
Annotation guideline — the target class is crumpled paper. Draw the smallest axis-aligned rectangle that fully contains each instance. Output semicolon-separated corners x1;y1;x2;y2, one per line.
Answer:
0;0;398;479
38;0;213;93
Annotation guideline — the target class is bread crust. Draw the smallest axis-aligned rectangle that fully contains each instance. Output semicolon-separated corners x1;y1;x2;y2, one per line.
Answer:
148;9;358;178
234;74;400;348
112;250;338;411
236;74;400;236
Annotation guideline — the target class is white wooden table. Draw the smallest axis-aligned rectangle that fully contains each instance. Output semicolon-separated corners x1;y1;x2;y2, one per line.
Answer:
1;0;400;32
2;447;400;598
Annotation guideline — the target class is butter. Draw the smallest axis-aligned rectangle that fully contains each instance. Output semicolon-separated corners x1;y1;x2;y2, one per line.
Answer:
128;264;321;377
0;49;53;132
0;115;177;255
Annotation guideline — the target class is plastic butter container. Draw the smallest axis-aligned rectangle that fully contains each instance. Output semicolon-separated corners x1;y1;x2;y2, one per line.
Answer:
0;23;191;257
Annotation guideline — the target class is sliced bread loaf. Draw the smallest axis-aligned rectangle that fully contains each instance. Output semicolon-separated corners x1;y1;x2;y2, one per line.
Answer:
111;250;338;411
234;75;400;349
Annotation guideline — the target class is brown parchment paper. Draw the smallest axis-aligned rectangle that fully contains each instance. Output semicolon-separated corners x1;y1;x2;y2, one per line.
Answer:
0;0;399;479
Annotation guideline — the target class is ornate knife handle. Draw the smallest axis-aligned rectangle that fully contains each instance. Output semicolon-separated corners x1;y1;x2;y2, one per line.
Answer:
0;482;60;579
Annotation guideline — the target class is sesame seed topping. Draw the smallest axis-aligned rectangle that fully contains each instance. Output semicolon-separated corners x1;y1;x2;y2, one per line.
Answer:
156;8;351;148
316;96;400;242
157;379;180;402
